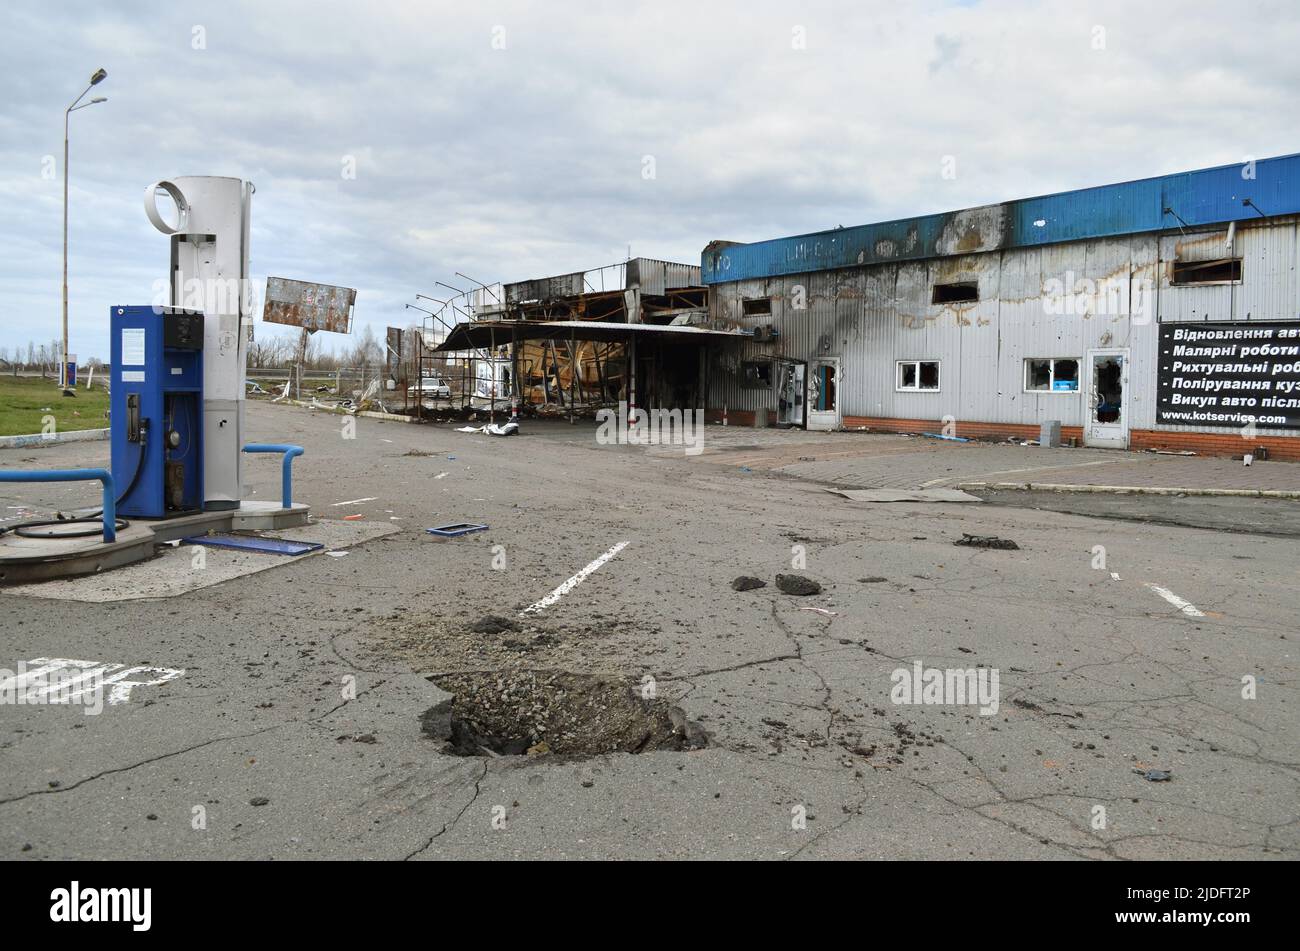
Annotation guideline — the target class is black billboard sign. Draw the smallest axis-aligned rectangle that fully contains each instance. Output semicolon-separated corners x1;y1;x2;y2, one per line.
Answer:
1157;321;1300;429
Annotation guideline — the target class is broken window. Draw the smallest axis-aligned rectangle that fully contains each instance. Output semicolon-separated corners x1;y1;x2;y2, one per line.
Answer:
1025;358;1079;392
897;360;941;392
1171;258;1242;285
742;297;773;317
1092;355;1124;423
740;360;772;388
932;281;979;304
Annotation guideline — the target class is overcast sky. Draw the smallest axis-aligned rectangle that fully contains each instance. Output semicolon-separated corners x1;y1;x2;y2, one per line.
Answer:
2;0;1297;362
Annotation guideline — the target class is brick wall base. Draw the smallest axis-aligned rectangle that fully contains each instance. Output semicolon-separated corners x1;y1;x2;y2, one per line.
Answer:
1128;429;1299;462
841;415;1086;445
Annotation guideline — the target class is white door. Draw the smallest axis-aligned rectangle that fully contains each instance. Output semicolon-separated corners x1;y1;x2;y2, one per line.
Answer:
806;358;841;431
1084;348;1129;449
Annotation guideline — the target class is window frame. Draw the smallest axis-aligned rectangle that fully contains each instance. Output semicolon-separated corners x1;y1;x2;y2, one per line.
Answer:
741;297;773;317
895;359;942;393
1170;257;1242;287
1023;357;1080;394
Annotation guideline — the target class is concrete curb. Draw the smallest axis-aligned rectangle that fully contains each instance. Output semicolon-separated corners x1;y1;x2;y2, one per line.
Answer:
0;427;110;450
959;480;1300;500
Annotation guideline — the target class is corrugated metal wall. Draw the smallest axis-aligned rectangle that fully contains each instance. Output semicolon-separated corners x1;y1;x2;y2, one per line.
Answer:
708;218;1299;437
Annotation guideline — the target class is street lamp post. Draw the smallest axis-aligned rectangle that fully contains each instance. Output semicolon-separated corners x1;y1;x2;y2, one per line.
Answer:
61;67;107;392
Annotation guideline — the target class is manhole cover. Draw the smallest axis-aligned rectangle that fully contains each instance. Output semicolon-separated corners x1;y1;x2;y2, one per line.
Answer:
422;670;707;758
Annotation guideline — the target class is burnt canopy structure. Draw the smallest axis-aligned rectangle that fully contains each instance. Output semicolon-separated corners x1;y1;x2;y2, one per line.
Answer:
436;258;746;420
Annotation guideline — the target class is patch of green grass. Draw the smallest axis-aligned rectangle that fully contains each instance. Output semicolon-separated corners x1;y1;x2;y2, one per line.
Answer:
0;374;110;437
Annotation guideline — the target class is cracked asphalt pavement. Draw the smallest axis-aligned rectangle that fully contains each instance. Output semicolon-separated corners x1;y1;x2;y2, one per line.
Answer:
1;401;1296;859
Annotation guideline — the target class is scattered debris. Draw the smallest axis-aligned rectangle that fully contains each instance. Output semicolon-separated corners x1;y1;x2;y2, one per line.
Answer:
799;606;838;617
921;432;970;442
343;514;365;521
954;533;1020;550
731;575;767;591
859;576;888;583
1133;767;1173;782
426;522;489;538
775;574;822;596
457;421;520;436
828;488;981;503
422;670;707;758
325;550;349;557
249;797;270;807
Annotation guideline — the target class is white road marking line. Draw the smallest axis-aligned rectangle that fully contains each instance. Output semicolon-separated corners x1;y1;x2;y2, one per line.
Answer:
331;497;377;506
1145;584;1206;617
0;660;74;693
29;666;118;700
520;541;629;616
0;657;184;706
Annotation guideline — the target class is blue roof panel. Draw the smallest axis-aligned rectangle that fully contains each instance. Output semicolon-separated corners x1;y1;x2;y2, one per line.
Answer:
702;153;1300;283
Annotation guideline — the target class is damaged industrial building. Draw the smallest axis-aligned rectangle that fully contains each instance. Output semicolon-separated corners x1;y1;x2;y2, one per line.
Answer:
702;152;1300;459
430;153;1300;460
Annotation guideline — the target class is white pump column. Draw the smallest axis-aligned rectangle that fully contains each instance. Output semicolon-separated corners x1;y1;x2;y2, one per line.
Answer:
145;176;254;511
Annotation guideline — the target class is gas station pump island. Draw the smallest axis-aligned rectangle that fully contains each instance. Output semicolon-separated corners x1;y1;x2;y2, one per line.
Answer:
0;177;311;583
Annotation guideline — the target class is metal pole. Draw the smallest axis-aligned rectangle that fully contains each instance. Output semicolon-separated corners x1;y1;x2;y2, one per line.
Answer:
488;326;496;423
569;328;576;424
628;333;637;432
511;325;520;421
60;73;106;393
61;107;69;389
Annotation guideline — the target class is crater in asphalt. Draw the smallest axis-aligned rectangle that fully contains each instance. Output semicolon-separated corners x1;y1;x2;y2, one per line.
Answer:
421;670;708;758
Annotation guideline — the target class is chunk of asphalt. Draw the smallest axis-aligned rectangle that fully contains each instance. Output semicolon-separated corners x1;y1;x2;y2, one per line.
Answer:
731;576;767;592
775;574;822;596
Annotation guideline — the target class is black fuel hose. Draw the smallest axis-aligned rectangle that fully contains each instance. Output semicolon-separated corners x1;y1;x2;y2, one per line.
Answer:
0;433;147;540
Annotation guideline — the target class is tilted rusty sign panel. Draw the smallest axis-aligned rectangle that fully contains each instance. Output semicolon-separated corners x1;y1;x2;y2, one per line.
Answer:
263;277;357;333
505;272;586;304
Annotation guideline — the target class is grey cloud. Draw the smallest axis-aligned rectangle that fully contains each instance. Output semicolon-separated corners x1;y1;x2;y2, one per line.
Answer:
1;0;1297;360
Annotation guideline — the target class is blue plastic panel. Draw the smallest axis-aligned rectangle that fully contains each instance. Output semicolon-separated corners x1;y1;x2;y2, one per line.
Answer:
183;533;323;556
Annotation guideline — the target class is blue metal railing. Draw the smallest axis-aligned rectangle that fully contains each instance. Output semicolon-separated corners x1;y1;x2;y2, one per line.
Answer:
0;468;118;542
242;444;304;508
